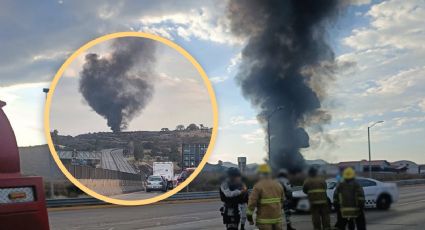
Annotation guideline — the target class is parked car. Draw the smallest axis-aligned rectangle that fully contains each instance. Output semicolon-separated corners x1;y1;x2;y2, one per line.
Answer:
145;175;167;192
292;177;399;212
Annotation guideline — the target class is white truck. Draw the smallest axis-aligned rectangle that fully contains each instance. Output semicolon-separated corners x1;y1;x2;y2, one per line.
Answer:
153;162;174;189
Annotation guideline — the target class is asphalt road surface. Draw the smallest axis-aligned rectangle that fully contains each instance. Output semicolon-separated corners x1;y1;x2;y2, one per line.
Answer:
49;185;425;230
112;190;162;200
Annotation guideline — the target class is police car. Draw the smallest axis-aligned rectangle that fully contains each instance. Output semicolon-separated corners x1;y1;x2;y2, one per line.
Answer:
292;177;399;212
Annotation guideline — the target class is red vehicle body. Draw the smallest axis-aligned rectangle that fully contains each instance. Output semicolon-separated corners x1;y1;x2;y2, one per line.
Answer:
174;167;196;187
0;101;50;230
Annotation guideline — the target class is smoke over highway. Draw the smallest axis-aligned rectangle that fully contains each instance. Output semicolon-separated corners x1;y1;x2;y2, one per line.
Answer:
227;0;342;172
79;38;156;132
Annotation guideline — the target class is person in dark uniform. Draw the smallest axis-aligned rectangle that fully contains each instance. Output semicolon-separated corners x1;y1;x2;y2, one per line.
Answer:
220;167;249;230
333;167;366;230
303;167;331;230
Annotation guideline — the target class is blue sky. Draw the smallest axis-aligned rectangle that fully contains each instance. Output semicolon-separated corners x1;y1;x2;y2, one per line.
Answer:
0;0;424;165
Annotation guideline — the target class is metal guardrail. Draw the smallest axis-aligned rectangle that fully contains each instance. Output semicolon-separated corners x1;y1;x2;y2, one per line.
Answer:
47;179;425;208
46;191;221;208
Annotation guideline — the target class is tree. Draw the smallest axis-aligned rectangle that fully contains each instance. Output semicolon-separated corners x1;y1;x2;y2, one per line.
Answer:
176;125;185;131
134;142;145;161
186;123;199;131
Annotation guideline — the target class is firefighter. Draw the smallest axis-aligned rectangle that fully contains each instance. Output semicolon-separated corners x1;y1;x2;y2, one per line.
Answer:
333;167;366;230
277;169;296;230
303;167;331;230
220;167;249;230
247;164;284;230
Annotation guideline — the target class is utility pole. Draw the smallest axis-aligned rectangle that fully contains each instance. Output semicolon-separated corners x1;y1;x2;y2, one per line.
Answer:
367;120;384;178
266;106;284;161
42;88;54;198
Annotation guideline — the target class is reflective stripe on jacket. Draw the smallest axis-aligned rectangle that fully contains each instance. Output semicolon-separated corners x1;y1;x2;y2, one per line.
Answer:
303;177;328;205
247;178;284;225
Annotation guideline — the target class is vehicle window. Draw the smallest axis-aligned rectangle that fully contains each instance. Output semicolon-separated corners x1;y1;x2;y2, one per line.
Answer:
357;179;377;187
149;177;162;181
327;182;337;189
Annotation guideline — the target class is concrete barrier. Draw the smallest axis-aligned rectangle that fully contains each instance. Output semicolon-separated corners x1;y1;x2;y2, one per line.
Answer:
79;179;143;196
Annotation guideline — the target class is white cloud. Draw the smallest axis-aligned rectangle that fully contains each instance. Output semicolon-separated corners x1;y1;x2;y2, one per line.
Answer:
365;67;425;96
210;76;229;83
230;116;258;125
137;8;241;45
346;0;372;5
329;0;425;121
419;99;425;112
344;0;425;51
241;128;264;143
227;52;242;73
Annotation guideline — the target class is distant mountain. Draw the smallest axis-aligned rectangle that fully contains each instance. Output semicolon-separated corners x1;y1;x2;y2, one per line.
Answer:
203;162;227;173
221;161;238;168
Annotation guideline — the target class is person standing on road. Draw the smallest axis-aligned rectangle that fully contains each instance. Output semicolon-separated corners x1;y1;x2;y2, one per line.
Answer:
247;163;284;230
303;167;331;230
220;167;249;230
277;169;296;230
333;167;366;230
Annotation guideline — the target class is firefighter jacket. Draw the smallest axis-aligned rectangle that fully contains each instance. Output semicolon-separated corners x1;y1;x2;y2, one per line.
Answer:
333;180;365;218
247;178;284;225
303;176;328;205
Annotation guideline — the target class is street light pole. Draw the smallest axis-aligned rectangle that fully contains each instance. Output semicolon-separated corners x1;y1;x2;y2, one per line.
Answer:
266;106;284;161
42;88;54;198
367;120;384;178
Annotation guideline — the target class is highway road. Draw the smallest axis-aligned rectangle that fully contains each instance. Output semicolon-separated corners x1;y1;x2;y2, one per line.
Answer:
49;185;425;230
112;190;162;200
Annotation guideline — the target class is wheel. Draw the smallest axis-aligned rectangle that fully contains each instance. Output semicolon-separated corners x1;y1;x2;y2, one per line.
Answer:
146;189;151;192
376;194;392;210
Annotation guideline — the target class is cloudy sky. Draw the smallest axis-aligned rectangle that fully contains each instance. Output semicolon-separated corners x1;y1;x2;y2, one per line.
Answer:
50;38;212;135
0;0;424;164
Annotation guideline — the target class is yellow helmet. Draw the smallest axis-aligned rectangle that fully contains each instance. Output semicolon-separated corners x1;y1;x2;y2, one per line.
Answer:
257;164;271;174
342;167;356;180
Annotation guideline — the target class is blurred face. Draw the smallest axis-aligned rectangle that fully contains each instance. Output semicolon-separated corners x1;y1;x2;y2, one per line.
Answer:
230;176;242;184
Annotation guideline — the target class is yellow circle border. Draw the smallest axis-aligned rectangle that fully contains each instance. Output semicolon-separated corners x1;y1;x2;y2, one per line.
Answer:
44;32;218;206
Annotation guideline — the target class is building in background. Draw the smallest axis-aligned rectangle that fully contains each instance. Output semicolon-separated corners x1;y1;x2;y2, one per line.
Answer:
237;157;247;173
181;143;208;169
306;159;339;175
391;160;420;174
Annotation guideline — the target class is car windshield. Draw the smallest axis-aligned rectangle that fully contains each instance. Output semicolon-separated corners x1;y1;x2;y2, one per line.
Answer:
149;176;162;181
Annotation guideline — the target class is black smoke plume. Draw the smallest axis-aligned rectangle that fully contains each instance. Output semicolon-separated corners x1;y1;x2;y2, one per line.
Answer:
228;0;343;172
79;38;156;132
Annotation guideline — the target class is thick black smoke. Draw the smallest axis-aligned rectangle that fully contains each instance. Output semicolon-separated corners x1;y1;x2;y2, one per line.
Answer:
79;38;156;132
228;0;342;172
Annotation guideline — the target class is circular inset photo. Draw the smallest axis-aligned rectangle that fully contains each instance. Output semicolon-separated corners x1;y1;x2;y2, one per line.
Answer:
44;32;217;205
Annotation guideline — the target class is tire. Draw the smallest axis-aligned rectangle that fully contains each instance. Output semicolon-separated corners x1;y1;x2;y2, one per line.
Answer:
376;194;392;210
146;189;151;193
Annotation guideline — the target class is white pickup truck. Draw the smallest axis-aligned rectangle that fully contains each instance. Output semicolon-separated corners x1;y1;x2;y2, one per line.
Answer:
293;177;399;212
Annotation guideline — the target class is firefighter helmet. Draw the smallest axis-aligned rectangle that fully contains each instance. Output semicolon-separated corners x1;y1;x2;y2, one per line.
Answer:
257;164;271;174
342;167;356;180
